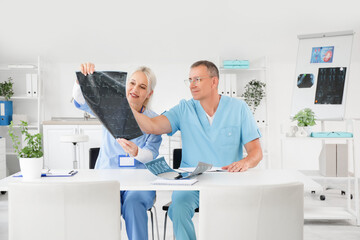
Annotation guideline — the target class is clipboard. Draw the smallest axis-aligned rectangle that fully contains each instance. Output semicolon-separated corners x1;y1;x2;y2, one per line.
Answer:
13;170;78;178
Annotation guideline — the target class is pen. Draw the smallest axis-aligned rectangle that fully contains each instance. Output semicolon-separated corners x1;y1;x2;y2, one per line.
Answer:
175;174;183;179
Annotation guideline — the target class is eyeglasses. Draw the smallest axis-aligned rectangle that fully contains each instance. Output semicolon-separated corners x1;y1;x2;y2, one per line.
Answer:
184;76;212;87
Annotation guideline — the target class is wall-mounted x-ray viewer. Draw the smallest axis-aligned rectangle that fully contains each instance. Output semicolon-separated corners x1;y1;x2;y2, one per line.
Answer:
291;30;354;120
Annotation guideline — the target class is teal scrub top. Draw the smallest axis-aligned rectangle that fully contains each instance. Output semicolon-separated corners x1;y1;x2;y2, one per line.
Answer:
163;96;261;168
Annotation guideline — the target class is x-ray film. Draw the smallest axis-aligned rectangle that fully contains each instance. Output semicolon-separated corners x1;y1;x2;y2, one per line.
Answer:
297;73;314;88
314;67;346;105
76;71;143;140
144;157;213;180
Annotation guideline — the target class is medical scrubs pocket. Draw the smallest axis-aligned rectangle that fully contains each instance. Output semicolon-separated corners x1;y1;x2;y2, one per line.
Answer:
218;126;240;147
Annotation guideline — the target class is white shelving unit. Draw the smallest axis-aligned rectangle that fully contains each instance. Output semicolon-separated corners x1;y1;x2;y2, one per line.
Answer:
0;57;43;170
218;57;269;168
280;119;360;225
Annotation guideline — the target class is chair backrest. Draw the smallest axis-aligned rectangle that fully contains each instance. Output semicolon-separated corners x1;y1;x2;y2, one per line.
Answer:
9;181;121;240
199;182;304;240
89;147;100;169
172;148;182;169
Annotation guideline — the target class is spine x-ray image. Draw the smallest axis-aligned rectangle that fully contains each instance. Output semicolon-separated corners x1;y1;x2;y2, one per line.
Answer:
314;67;346;105
76;71;143;140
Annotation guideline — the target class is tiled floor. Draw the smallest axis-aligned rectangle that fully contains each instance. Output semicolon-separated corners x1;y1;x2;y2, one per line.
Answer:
1;181;359;240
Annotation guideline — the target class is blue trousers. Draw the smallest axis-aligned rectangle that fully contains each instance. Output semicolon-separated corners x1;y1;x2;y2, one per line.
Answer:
168;191;199;240
120;190;156;240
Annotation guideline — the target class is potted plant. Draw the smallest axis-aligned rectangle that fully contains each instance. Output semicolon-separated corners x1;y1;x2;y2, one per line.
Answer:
241;79;266;114
8;120;43;180
0;77;14;125
292;108;316;137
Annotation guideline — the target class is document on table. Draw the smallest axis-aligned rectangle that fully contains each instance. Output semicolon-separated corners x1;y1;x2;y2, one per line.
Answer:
152;178;198;185
206;167;227;172
42;170;78;177
13;170;78;177
144;156;212;180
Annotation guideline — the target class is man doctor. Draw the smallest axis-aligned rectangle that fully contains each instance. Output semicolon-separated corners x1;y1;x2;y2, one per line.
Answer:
130;60;263;240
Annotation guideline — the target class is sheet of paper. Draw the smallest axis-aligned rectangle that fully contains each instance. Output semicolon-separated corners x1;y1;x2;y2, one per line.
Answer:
151;178;198;185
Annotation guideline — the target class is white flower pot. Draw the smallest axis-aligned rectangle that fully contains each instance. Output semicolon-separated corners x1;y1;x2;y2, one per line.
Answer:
304;126;312;136
19;157;43;180
295;127;308;137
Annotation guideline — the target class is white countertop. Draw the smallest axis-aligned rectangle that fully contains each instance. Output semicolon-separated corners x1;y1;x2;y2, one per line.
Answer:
42;118;101;125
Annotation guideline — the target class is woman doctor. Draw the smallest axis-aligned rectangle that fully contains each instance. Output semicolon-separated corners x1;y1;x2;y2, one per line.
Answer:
72;63;162;240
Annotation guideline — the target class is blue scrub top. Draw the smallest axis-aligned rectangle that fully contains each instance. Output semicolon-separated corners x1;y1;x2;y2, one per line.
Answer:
163;96;261;168
74;100;162;169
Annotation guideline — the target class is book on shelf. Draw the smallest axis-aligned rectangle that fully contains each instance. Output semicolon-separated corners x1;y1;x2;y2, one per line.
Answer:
222;65;249;69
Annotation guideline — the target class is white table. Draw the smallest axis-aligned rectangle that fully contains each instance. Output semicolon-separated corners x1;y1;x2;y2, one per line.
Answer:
0;169;318;239
0;168;319;192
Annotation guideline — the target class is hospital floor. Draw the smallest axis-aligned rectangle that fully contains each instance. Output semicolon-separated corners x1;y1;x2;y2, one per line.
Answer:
0;179;360;240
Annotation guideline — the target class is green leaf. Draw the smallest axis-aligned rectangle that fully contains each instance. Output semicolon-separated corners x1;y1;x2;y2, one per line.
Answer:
241;79;266;114
8;121;43;159
292;108;317;127
0;77;14;100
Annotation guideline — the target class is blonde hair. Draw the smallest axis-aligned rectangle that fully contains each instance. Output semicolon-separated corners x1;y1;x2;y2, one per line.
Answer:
128;66;157;107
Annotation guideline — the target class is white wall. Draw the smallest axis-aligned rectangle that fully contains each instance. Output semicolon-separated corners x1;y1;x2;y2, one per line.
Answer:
1;0;360;169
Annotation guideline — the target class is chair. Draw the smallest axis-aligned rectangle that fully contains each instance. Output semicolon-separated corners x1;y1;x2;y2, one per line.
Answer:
60;134;89;169
8;181;121;240
89;147;100;169
162;148;199;240
199;182;304;240
89;147;160;240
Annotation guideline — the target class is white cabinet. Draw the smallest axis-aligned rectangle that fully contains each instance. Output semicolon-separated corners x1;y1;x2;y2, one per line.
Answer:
0;57;43;159
219;57;269;168
43;124;102;169
0;138;5;179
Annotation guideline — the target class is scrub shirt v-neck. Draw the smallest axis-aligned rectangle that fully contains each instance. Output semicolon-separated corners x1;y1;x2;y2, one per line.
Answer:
163;95;261;167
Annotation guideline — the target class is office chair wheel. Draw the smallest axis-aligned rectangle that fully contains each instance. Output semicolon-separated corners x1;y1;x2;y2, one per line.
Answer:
340;191;353;199
0;191;6;195
320;195;326;201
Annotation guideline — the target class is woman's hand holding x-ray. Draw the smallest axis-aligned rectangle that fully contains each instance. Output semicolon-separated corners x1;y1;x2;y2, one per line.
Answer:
117;138;139;157
76;62;95;84
80;62;95;76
